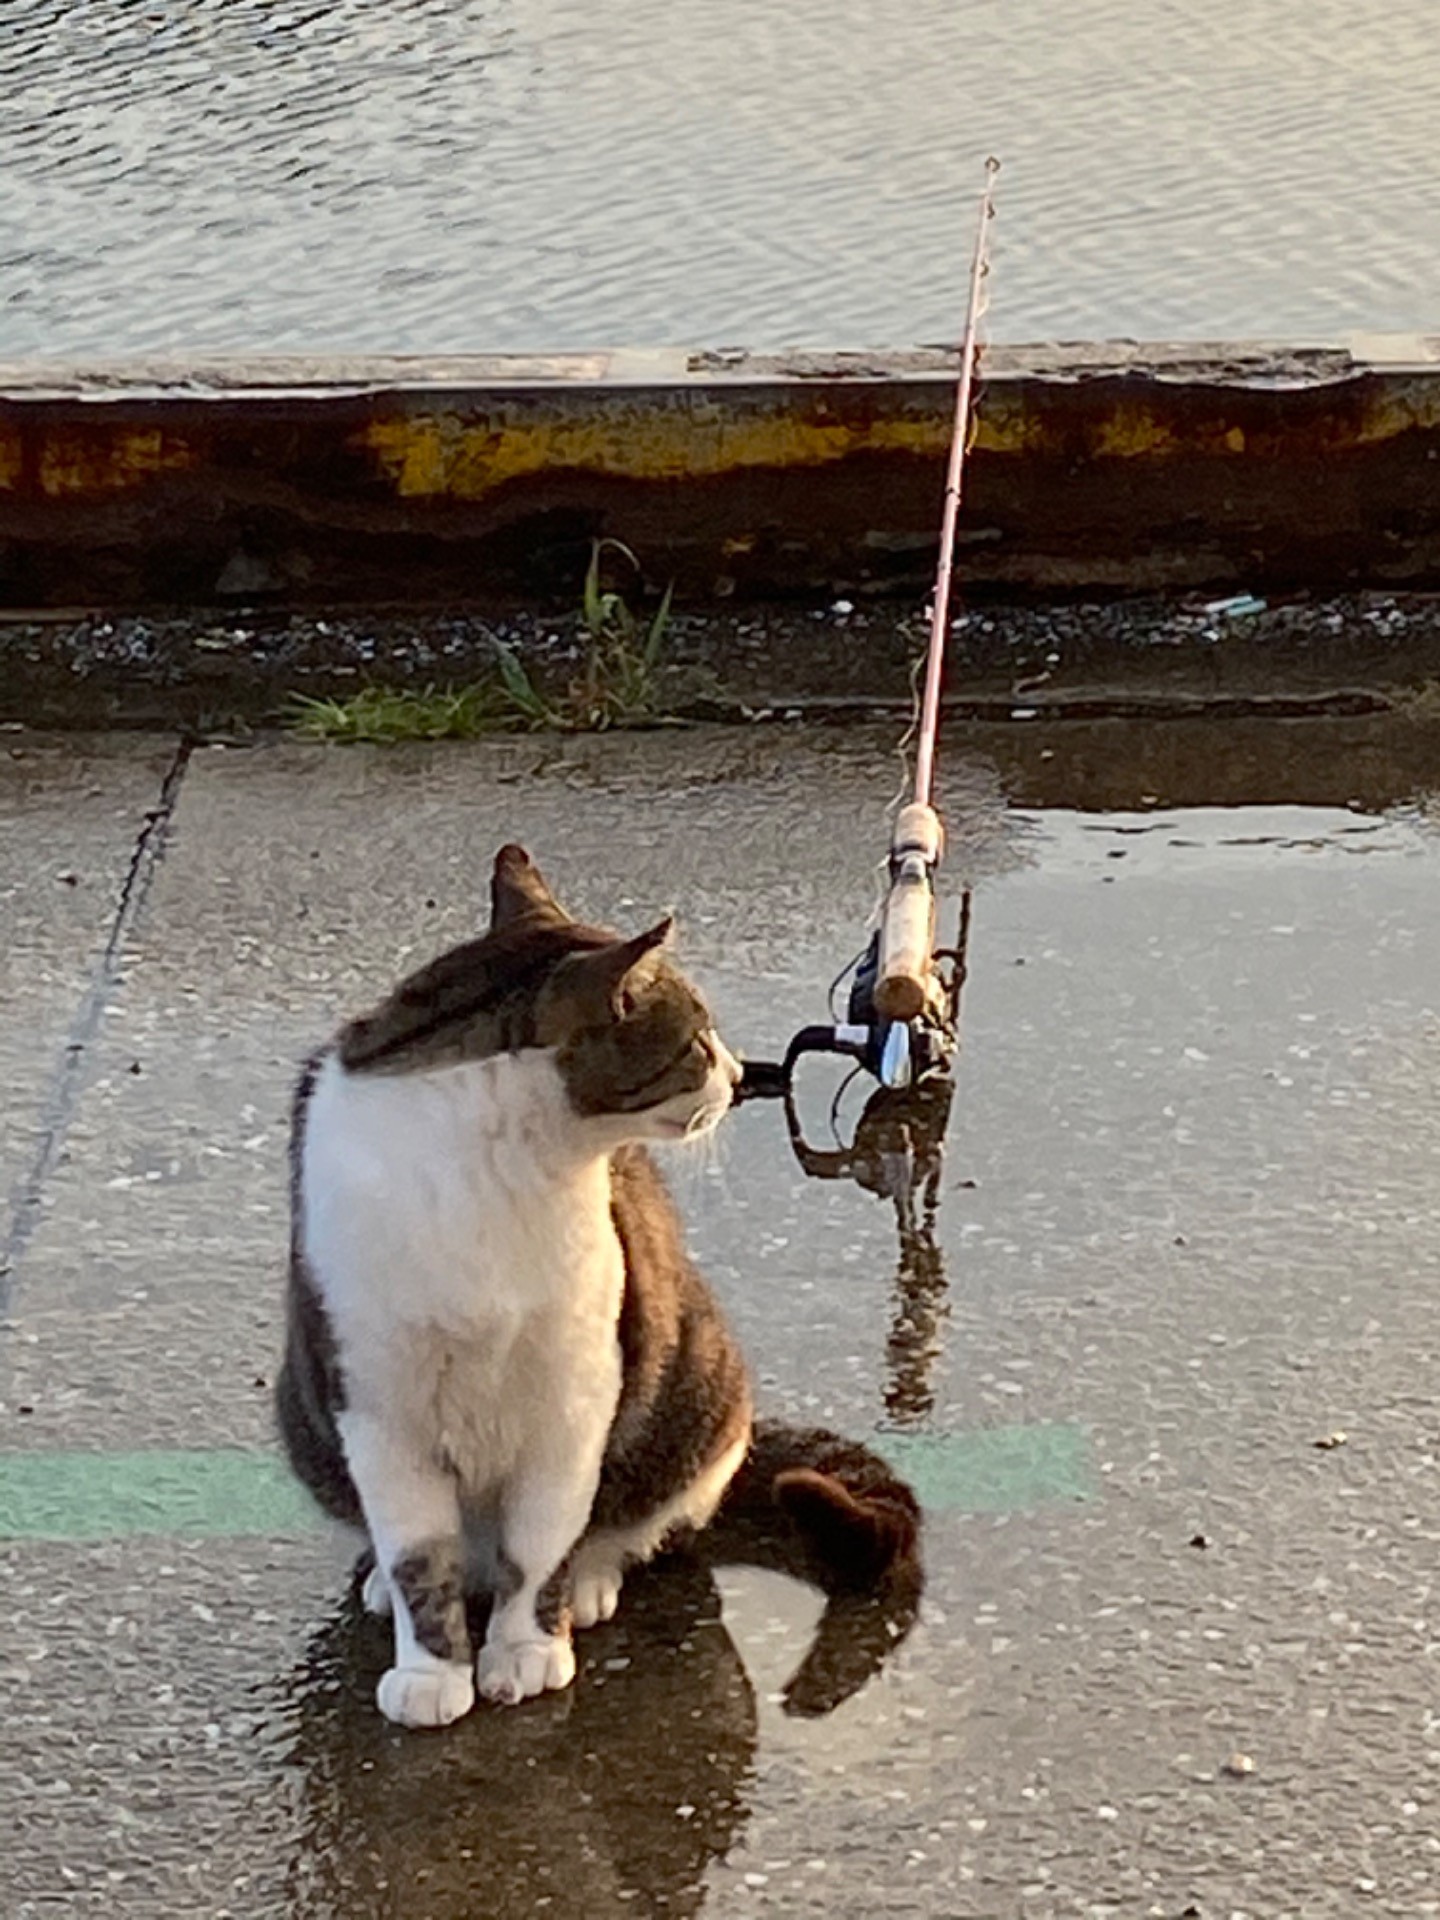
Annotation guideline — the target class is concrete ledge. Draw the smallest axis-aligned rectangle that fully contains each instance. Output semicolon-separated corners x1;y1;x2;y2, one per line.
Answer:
2;338;1440;607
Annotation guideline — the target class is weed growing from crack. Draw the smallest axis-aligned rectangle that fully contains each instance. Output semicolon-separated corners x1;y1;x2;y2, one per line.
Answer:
283;682;509;742
569;537;676;729
285;541;680;742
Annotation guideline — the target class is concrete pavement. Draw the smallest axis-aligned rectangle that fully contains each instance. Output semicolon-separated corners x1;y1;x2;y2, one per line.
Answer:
3;720;1440;1917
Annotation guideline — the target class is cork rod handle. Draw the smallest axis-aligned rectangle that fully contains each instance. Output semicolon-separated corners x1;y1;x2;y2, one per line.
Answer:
874;803;943;1023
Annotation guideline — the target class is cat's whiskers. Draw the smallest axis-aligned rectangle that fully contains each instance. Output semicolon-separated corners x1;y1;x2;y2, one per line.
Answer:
664;1102;734;1188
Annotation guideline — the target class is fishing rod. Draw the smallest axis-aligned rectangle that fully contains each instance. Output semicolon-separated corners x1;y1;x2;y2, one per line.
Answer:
737;158;999;1149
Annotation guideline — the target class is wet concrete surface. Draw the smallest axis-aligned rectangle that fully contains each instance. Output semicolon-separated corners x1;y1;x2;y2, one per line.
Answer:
3;721;1440;1916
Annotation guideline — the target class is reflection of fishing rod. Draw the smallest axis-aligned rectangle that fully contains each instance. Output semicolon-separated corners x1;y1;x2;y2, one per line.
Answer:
738;158;998;1140
775;909;969;1428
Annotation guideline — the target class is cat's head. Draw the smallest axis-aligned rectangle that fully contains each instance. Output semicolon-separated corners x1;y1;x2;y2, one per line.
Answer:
338;845;741;1144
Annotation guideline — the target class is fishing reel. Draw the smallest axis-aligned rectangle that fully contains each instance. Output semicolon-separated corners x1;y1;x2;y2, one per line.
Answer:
735;892;971;1181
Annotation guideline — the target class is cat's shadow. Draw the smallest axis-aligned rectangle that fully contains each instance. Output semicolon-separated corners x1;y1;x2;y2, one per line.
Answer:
281;1552;916;1919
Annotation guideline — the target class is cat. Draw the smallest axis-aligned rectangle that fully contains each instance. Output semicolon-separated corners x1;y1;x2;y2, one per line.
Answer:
276;843;921;1729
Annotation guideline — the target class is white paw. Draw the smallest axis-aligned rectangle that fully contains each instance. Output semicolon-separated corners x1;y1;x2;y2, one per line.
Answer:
361;1564;393;1617
572;1566;623;1631
476;1634;576;1706
376;1662;475;1729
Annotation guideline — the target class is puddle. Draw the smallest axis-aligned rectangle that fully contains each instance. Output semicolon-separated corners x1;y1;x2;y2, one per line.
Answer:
950;712;1440;817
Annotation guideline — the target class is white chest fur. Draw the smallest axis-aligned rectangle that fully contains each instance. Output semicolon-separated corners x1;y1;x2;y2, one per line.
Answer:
299;1048;625;1494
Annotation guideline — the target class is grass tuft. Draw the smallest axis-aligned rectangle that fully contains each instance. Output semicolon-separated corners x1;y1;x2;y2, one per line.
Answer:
284;542;683;743
283;683;509;743
569;538;677;730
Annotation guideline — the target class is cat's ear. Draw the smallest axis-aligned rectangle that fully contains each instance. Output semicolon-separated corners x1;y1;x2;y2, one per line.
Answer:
572;917;674;1013
489;843;568;930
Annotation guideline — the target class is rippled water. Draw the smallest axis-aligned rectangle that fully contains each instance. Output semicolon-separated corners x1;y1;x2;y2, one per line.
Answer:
2;0;1437;356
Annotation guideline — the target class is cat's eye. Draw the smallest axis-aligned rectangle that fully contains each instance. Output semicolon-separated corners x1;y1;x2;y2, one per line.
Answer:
619;988;637;1017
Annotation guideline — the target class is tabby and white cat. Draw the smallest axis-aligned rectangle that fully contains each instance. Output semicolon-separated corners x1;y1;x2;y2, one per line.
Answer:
277;845;919;1728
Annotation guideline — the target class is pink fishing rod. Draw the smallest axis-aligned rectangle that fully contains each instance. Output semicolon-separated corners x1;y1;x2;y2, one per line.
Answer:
874;157;999;1031
735;161;999;1119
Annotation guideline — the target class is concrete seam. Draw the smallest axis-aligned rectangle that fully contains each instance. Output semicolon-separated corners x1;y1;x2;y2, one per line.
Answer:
0;737;193;1311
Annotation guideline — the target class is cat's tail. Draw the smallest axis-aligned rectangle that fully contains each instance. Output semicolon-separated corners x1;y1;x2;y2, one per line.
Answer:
696;1419;923;1716
709;1420;921;1591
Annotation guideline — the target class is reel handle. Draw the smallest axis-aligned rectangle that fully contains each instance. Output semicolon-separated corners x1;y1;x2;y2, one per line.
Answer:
874;803;943;1023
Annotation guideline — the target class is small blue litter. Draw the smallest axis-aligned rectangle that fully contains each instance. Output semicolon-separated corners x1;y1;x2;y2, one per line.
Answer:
1203;593;1268;618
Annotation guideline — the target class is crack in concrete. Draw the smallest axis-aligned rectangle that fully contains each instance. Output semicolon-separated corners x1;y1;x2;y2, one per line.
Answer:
0;738;193;1311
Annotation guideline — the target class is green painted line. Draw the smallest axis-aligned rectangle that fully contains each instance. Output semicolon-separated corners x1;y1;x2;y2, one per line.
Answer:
879;1423;1094;1513
0;1424;1091;1542
0;1447;321;1541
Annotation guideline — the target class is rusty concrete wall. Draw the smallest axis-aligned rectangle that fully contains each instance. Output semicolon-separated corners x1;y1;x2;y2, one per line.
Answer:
0;339;1438;608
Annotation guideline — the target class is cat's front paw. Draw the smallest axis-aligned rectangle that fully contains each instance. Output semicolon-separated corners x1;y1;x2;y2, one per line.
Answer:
572;1564;623;1630
376;1661;475;1729
476;1634;576;1706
